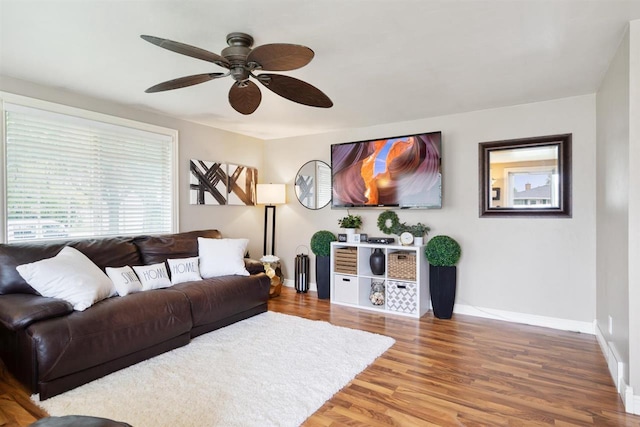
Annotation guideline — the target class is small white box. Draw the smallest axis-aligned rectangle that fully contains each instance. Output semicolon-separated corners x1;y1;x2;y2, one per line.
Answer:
334;274;358;304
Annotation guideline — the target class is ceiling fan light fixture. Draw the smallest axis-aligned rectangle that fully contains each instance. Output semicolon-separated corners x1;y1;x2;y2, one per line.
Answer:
141;32;333;114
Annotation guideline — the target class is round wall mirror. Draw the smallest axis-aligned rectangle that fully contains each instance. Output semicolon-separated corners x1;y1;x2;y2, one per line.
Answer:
295;160;331;210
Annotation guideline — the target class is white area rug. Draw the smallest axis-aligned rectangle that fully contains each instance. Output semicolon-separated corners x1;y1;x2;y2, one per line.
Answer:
33;311;394;427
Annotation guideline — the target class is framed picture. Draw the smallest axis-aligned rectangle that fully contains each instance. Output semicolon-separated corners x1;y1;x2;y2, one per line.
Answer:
492;187;501;201
189;159;257;206
190;160;227;205
227;163;258;206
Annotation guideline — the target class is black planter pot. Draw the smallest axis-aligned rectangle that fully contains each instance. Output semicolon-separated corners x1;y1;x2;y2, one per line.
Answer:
369;248;385;275
429;265;457;319
316;256;331;299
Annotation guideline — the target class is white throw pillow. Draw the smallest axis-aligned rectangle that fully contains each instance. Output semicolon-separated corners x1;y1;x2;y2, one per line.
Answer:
16;246;115;311
132;263;172;291
106;266;143;296
167;257;202;285
198;237;250;278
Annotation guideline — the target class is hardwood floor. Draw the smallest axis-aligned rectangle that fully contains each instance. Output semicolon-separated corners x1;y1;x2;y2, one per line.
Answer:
269;287;640;426
2;286;639;426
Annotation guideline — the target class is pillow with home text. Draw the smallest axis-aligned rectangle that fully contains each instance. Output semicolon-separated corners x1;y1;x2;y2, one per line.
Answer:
167;257;202;285
132;263;172;291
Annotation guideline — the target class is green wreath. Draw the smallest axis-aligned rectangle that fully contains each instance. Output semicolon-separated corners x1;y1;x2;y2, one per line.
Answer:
377;210;400;235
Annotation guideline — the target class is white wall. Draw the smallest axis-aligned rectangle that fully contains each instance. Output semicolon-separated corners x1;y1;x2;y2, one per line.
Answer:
595;19;640;411
264;95;597;325
0;76;266;258
628;18;640;400
596;26;630;380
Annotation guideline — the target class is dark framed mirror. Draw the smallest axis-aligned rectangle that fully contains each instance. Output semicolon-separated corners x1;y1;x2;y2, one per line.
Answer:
295;160;331;210
479;134;572;217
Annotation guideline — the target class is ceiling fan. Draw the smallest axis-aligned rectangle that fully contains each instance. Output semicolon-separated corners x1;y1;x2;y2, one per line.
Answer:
141;32;333;115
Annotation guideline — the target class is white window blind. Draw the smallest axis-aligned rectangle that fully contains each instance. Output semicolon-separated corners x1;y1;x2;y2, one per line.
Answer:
3;101;176;243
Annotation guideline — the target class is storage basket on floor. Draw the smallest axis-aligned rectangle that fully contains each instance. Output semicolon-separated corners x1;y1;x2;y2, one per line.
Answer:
388;251;416;280
386;280;417;315
334;247;357;275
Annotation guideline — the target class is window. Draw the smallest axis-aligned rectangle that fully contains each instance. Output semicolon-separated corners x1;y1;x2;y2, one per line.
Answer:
1;96;178;243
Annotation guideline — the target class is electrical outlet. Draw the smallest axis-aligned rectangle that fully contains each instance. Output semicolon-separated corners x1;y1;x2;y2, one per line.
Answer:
609;315;613;335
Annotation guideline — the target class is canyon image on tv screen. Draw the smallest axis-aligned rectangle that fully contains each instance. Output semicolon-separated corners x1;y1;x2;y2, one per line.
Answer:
331;131;442;209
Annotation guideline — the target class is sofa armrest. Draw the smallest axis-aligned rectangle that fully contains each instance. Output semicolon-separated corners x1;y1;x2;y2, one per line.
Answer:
0;294;73;331
244;258;266;275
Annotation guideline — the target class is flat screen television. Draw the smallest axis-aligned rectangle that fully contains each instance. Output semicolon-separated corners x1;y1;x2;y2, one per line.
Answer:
331;131;442;209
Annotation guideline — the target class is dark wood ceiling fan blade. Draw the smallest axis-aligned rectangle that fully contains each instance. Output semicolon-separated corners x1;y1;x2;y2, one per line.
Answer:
141;35;230;68
229;81;262;115
247;44;314;71
257;74;333;108
145;73;226;93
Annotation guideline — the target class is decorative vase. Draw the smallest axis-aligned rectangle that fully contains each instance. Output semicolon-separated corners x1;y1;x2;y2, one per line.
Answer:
369;248;385;275
369;280;385;305
316;256;331;299
344;228;357;242
414;236;424;246
429;265;457;319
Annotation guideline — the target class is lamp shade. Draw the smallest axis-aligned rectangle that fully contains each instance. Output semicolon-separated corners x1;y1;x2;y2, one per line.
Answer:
257;184;286;205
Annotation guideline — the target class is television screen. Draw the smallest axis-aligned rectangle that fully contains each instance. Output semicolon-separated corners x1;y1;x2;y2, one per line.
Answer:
331;131;442;209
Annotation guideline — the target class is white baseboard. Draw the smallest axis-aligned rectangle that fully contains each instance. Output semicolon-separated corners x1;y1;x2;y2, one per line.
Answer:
452;303;595;334
623;384;640;415
283;279;316;293
283;281;592;333
595;323;625;389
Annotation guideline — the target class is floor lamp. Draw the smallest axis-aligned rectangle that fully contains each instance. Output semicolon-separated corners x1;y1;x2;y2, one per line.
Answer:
257;184;286;256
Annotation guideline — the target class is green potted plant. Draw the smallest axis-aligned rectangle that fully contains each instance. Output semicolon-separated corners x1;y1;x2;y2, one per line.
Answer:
407;223;430;245
310;230;337;299
338;212;362;229
425;235;461;319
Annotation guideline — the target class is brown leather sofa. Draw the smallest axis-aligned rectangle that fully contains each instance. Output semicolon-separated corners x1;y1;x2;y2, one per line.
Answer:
0;229;270;400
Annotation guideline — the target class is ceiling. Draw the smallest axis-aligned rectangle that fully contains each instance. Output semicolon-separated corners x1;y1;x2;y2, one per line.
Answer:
1;1;639;140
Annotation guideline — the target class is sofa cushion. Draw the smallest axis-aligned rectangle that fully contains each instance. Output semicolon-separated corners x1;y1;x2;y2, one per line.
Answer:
172;274;270;329
244;258;266;275
28;289;192;383
198;238;250;278
0;294;72;331
16;247;115;311
70;237;141;271
134;230;222;265
0;242;66;295
0;237;141;296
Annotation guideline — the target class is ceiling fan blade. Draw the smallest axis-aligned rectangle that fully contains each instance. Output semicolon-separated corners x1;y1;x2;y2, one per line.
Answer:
145;73;226;93
141;35;230;68
229;81;262;115
256;74;333;108
246;44;314;71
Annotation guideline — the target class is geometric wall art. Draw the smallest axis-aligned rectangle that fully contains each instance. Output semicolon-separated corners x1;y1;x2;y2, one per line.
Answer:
227;163;258;206
189;160;228;205
189;159;257;206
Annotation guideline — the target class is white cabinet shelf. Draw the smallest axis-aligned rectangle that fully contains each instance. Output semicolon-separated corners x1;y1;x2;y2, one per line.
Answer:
330;242;430;318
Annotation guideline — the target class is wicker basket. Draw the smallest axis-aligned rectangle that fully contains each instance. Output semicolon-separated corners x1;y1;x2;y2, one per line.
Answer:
334;247;357;275
388;251;416;280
